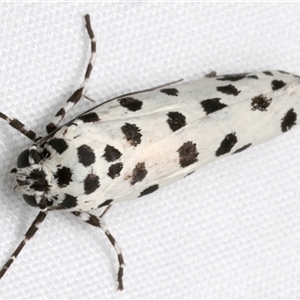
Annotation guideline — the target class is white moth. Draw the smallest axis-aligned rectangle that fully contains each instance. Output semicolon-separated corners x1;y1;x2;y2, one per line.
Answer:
1;15;300;290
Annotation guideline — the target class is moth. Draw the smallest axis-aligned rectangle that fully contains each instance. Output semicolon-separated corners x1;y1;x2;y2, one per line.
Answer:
1;14;300;290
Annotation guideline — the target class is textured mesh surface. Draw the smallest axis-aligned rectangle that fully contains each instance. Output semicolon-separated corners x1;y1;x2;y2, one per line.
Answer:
1;3;300;298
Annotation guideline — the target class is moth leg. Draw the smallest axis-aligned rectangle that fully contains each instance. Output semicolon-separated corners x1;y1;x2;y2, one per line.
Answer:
100;204;112;218
46;14;96;134
0;211;48;279
0;112;40;142
72;210;124;290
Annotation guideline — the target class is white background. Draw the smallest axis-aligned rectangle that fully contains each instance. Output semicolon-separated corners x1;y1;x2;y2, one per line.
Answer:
0;2;300;298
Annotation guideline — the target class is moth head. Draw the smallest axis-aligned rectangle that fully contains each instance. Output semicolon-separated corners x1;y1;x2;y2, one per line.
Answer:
11;146;50;208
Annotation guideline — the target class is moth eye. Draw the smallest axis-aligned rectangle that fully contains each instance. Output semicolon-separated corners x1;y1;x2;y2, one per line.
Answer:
17;149;30;168
22;195;38;207
16;149;38;207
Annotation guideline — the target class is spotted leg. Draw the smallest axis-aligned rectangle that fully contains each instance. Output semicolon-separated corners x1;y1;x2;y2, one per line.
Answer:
0;112;40;142
46;14;96;134
0;211;48;279
72;208;125;290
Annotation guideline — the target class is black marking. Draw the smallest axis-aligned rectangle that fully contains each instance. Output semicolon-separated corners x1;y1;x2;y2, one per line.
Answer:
119;97;143;111
205;71;217;78
121;123;142;146
78;112;100;123
160;88;179;96
62;194;78;208
46;122;56;134
131;162;147;185
85;63;93;80
55;108;65;117
103;145;122;162
0;113;38;141
77;144;96;167
263;71;273;76
167;112;186;132
281;108;297;132
84;173;100;194
217;84;240;96
54;167;73;188
48;138;69;154
139;184;159;197
216;73;246;81
200;98;228;114
29;149;41;164
29;169;49;192
216;133;238;156
98;199;113;208
233;143;252;154
67;87;84;104
271;80;286;91
247;75;259;79
278;70;290;74
46;198;54;206
177;141;199;168
108;163;123;179
251;94;272;111
42;148;51;159
10;168;17;174
10;120;35;140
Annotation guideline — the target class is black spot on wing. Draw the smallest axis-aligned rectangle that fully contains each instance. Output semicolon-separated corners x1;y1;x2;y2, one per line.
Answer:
119;97;143;111
278;70;290;74
103;145;122;162
108;162;123;179
48;138;68;154
216;73;246;81
247;75;259;79
78;112;100;123
84;173;100;194
217;84;240;96
77;144;96;167
177;141;199;168
121;123;142;146
216;133;237;156
54;166;72;188
233;143;252;154
200;98;228;114
272;80;286;91
139;184;159;197
160;88;179;96
131;162;147;185
98;199;113;208
251;95;272;111
167;112;186;132
62;194;77;208
281;109;297;132
263;71;273;76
